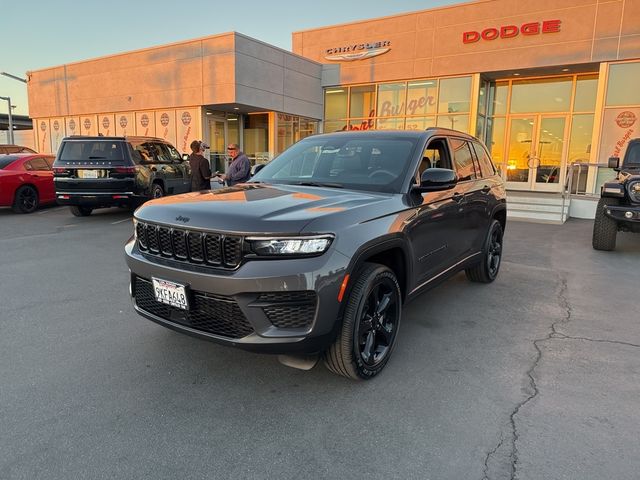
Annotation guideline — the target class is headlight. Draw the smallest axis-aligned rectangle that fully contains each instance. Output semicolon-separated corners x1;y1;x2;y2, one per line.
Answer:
247;235;333;256
629;181;640;202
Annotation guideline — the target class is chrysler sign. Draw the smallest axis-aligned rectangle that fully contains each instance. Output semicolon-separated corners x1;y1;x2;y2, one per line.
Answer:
325;40;391;61
463;20;561;43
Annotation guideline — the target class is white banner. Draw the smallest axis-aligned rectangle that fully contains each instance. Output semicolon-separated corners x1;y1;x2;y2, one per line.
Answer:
36;119;51;154
155;110;177;146
115;112;135;137
176;108;200;154
599;108;640;161
80;115;98;137
50;117;65;154
98;114;116;137
136;111;156;137
65;117;81;137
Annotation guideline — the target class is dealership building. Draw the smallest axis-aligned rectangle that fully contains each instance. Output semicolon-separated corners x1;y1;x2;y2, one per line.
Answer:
27;0;640;221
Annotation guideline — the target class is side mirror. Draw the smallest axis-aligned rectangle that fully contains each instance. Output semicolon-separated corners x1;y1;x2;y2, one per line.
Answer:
413;168;458;193
182;153;189;162
608;156;620;170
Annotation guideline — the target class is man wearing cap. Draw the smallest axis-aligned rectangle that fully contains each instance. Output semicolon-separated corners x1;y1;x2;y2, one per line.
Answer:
188;140;212;191
218;144;251;187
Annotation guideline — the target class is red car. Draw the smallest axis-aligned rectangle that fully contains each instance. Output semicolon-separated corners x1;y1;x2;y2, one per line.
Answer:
0;154;56;213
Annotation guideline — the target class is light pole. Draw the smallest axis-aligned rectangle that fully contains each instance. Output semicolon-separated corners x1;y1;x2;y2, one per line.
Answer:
1;72;27;84
0;95;14;144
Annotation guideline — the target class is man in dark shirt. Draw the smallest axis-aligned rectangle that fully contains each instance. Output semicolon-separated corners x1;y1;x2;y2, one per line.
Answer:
188;140;211;191
218;144;251;187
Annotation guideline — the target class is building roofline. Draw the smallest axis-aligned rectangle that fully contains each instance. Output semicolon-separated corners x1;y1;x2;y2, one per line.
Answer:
28;31;321;76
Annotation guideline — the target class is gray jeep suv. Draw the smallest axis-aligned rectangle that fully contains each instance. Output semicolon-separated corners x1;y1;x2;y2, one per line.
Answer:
125;129;507;380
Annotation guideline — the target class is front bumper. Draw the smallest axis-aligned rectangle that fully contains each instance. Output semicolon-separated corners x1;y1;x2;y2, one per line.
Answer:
124;239;350;354
604;204;640;223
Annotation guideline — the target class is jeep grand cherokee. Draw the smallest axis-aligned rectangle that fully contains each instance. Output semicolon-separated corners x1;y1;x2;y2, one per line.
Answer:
125;129;507;380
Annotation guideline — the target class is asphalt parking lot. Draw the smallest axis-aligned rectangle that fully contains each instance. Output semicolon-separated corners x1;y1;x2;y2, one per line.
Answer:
1;205;639;480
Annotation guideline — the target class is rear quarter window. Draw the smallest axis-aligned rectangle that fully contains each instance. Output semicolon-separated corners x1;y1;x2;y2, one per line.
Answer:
472;141;496;177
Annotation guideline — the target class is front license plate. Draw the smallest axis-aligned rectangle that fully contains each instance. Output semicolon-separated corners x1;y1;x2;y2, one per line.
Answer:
152;278;189;310
81;169;99;179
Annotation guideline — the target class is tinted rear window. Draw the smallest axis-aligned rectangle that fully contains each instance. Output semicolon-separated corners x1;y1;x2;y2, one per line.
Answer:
58;141;126;163
0;156;19;169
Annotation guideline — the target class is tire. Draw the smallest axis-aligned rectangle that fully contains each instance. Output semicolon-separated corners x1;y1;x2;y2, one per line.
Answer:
151;183;164;199
592;197;619;251
465;219;504;283
12;185;39;214
324;263;402;380
70;206;93;217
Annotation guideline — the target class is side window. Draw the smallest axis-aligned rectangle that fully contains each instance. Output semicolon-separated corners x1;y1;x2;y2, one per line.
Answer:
417;138;451;181
44;156;55;168
165;144;182;162
450;138;477;182
23;161;34;171
133;143;155;163
151;143;171;163
29;158;51;171
471;141;496;178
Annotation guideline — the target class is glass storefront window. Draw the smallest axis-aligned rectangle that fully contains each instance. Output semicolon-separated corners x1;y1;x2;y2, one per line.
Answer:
299;118;318;141
491;81;509;116
438;77;472;114
606;62;640;106
574;75;598;112
567;114;594;163
405;116;436;131
436;114;469;133
476;115;486;140
488;117;506;169
324;88;348;120
324;120;346;133
478;80;488;115
277;114;295;154
407;80;437;116
376;118;405;130
510;77;572;113
377;83;407;117
349;85;376;118
243;113;269;165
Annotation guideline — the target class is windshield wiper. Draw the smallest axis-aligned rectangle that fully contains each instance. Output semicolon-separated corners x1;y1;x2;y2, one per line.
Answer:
293;181;344;189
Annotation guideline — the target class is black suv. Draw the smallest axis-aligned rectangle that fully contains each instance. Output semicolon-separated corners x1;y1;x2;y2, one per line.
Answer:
592;138;640;250
53;136;190;216
125;129;507;380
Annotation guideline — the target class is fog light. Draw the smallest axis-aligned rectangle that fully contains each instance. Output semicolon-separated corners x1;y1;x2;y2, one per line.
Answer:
625;211;634;219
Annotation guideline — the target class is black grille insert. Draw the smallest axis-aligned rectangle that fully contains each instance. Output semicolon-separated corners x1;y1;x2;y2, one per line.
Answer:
257;291;317;329
136;221;243;269
134;277;254;339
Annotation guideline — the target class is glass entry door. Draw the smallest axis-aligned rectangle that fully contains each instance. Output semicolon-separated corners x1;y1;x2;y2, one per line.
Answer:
505;115;568;192
208;118;227;174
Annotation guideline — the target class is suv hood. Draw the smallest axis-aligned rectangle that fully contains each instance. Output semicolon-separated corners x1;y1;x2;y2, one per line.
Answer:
134;183;392;234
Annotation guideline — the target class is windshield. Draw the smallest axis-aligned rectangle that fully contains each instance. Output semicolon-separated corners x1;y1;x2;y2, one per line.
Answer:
624;141;640;166
58;140;126;163
251;134;419;193
0;156;19;169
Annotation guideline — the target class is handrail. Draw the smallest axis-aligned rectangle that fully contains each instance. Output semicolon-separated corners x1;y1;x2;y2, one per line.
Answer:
561;162;612;222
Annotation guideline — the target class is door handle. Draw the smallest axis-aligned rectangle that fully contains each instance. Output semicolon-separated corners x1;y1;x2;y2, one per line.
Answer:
481;185;491;194
452;192;464;203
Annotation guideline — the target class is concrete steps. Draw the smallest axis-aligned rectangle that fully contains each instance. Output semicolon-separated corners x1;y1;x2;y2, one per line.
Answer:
506;191;569;224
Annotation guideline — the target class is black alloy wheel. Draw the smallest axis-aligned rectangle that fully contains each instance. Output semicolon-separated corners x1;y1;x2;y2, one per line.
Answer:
324;263;402;380
152;183;164;199
356;279;399;368
13;185;39;214
466;219;503;283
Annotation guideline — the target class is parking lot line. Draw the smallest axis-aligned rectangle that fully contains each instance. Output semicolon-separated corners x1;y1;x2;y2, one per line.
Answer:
37;206;65;215
111;217;132;225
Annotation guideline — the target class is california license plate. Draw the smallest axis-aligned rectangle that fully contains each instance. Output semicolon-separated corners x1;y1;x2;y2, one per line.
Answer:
152;278;189;310
81;169;99;179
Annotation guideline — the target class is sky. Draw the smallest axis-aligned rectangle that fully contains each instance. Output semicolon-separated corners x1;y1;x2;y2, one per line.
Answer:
1;0;460;117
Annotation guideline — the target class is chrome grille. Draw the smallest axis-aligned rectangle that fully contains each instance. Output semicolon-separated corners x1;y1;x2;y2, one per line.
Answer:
136;221;243;269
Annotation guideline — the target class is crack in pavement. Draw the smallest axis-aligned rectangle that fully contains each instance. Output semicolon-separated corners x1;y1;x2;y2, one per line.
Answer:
550;333;640;349
483;275;572;480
